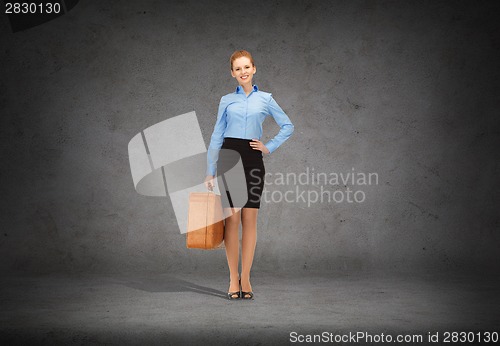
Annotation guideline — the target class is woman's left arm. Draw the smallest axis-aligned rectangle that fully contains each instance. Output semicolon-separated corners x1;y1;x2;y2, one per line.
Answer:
263;94;295;153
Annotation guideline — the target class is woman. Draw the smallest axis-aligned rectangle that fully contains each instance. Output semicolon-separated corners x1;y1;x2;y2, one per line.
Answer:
204;50;294;300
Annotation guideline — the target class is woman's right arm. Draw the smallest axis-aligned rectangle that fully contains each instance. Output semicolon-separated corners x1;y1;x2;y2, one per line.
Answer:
205;96;228;188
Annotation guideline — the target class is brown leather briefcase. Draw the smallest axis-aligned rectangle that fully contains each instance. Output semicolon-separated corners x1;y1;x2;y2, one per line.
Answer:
186;192;225;249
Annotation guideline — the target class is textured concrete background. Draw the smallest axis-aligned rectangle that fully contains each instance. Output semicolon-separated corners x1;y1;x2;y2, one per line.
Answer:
0;0;499;276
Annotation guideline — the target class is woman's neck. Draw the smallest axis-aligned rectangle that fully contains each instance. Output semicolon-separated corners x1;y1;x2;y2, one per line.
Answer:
240;83;253;95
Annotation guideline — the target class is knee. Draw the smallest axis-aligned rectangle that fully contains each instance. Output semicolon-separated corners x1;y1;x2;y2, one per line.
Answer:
225;213;241;227
241;208;258;221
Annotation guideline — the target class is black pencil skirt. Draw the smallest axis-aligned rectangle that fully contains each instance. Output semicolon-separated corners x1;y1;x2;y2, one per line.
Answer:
219;137;266;209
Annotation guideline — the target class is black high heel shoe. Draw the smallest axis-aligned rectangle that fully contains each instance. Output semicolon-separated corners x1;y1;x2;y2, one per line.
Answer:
241;291;254;300
227;278;241;300
241;279;254;300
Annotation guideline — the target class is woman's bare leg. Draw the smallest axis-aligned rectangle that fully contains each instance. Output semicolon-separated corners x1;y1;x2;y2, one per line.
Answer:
224;208;241;297
240;207;258;297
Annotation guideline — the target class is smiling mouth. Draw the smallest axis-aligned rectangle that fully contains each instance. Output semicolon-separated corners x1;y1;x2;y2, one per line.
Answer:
241;75;249;80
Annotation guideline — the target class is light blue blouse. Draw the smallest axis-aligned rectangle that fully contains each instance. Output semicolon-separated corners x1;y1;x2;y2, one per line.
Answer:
206;84;294;176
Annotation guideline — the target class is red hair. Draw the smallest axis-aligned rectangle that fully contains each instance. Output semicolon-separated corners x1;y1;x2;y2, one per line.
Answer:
230;50;255;70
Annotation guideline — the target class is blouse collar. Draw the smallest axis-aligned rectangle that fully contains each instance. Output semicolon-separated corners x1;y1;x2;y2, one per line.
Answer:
235;84;259;94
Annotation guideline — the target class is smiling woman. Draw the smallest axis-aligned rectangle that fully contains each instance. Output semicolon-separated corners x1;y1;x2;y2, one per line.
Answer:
204;49;294;300
230;50;256;84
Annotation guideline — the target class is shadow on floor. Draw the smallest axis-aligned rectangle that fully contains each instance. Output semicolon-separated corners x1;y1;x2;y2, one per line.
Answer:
104;274;228;299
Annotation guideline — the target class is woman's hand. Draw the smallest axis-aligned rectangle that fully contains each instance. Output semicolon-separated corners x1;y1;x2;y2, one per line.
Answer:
204;175;215;191
250;139;270;154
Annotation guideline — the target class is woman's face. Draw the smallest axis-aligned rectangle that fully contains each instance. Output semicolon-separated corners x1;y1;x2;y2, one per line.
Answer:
231;56;256;86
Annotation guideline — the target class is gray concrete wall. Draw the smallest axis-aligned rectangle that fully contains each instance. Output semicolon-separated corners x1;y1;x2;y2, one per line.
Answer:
1;0;499;275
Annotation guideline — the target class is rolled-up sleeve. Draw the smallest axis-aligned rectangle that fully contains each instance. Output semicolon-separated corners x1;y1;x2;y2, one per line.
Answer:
264;94;294;154
206;96;228;176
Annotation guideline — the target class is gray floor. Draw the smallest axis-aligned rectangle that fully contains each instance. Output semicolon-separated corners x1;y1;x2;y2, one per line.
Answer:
1;270;498;345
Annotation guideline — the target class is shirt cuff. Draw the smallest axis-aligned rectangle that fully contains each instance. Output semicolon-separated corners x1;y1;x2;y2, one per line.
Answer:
264;140;278;154
206;165;216;177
